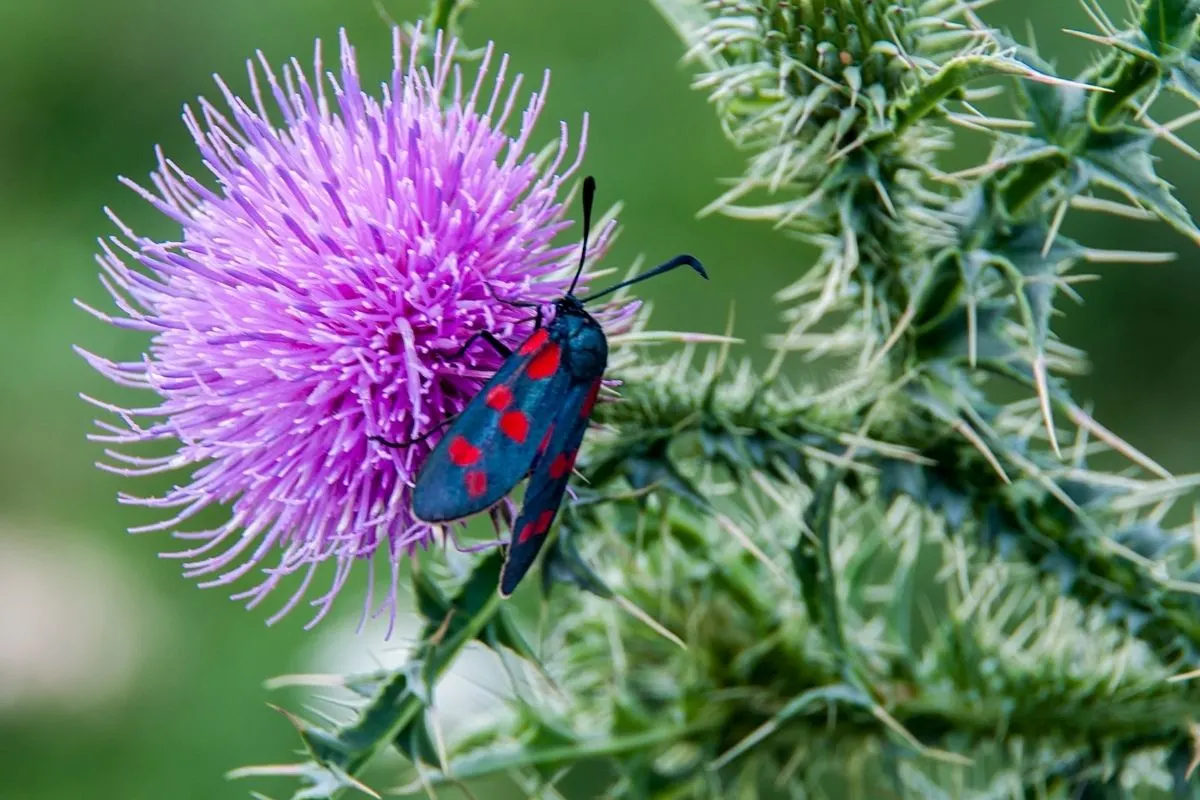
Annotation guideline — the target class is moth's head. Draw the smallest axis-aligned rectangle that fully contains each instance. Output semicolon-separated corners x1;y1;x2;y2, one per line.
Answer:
555;294;587;316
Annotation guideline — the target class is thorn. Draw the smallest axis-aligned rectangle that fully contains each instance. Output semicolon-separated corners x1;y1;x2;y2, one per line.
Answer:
957;0;995;31
267;702;309;733
1193;502;1200;562
884;16;922;75
947;111;1033;131
768;142;796;193
1188;722;1200;780
714;512;788;582
713;301;737;379
613;594;686;650
711;709;788;770
866;298;917;372
302;704;344;728
827;130;871;163
1081;248;1176;264
834;434;936;465
330;764;383;799
871;177;898;217
961;85;1004;101
791;58;848;95
428;608;456;646
263;673;346;690
1134;83;1162;121
940;159;1013;180
1078;0;1118;34
608;331;743;346
1061;27;1117;46
1024;17;1039;52
1141;113;1200;161
1059;28;1147;68
945;114;996;135
994;54;1112;92
1042;199;1069;257
870;704;974;767
226;762;309;781
1166;108;1200;133
1033;354;1062;458
1065;404;1172;478
967;293;978;368
1069;195;1156;220
777;745;809;787
429;708;451;779
952;418;1011;484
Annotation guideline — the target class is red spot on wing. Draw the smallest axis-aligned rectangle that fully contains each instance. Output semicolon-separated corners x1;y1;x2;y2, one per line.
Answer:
518;329;548;356
448;436;481;467
516;510;558;544
527;343;561;380
581;381;601;418
486;385;513;410
549;450;576;479
465;470;487;498
500;410;530;443
538;425;554;454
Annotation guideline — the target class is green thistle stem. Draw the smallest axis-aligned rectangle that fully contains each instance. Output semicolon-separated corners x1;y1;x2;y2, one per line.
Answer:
312;589;501;799
432;723;718;781
594;372;1200;667
793;468;857;681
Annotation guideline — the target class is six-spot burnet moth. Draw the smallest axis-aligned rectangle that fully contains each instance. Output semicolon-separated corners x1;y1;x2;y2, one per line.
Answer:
372;176;707;596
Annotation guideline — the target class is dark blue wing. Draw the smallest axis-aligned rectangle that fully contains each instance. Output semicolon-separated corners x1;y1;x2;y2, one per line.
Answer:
498;377;601;597
411;327;571;522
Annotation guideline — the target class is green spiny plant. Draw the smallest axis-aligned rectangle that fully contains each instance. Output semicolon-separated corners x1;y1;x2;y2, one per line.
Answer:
94;0;1200;797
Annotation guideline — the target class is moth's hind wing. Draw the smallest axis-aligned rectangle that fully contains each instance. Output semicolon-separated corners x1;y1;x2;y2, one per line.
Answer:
499;377;600;596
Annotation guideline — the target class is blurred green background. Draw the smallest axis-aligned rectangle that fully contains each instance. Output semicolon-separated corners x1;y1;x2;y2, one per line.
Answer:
2;0;1198;797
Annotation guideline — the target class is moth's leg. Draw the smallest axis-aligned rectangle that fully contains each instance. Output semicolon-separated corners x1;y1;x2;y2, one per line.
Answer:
446;330;513;360
368;415;457;448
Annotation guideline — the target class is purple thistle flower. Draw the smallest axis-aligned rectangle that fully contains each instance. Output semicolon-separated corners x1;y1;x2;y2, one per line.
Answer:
76;27;627;631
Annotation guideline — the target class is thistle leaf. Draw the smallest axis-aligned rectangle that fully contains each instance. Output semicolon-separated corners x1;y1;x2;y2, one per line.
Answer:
1007;41;1089;142
1143;0;1200;57
392;713;442;768
713;683;872;768
1080;128;1200;243
896;54;1078;134
412;553;537;661
234;553;510;799
541;522;614;599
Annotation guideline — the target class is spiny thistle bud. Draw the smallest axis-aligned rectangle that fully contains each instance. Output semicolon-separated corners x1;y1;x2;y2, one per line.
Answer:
698;0;936;121
677;0;990;225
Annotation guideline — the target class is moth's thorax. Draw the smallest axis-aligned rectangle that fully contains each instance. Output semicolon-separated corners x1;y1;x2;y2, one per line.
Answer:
552;296;608;379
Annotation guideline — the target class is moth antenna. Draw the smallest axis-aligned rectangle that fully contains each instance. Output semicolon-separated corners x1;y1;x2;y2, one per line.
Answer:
579;253;708;305
567;176;597;296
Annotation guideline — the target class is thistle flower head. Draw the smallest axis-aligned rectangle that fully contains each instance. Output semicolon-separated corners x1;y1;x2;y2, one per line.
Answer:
77;27;617;629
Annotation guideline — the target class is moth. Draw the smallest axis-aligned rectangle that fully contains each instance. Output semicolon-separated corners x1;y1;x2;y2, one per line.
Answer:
374;176;706;595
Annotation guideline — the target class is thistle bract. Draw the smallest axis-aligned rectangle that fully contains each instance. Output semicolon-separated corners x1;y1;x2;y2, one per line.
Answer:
77;28;614;630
